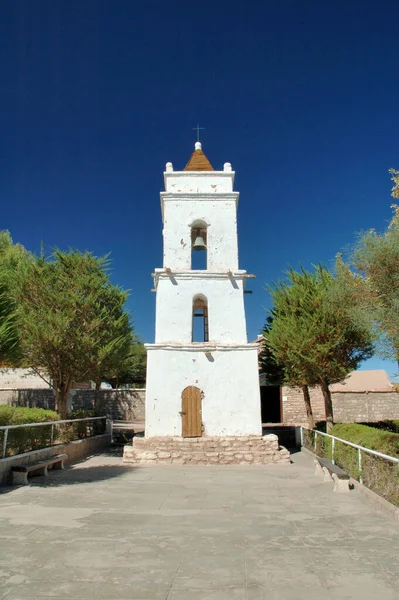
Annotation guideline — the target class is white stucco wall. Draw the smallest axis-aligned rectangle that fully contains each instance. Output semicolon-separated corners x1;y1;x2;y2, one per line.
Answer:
154;273;248;344
162;197;239;271
145;345;261;437
164;171;234;194
0;368;51;389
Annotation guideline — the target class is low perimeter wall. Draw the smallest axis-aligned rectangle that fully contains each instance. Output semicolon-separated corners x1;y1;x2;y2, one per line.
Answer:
282;387;399;426
0;389;56;410
0;388;146;422
71;389;145;421
0;433;111;485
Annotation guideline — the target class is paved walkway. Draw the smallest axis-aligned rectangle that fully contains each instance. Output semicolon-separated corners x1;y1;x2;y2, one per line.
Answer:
0;450;398;599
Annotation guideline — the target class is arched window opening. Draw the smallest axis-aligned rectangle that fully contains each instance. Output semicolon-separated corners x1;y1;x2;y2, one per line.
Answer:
191;226;207;270
192;296;209;342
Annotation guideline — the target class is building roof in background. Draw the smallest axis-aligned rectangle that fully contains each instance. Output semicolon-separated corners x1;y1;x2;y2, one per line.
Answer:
331;370;392;392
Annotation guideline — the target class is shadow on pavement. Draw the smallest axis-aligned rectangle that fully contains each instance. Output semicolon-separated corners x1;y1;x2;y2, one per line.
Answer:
287;446;300;455
95;446;124;457
0;462;134;494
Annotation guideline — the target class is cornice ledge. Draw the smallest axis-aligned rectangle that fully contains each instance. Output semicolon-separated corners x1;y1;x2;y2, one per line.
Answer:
160;192;239;199
145;342;258;352
153;269;248;280
164;170;235;176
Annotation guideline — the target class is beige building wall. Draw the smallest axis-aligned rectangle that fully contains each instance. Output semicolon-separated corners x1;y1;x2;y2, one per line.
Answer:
281;386;399;426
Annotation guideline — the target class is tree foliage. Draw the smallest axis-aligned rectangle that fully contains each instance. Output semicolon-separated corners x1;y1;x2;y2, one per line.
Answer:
260;316;285;386
341;203;399;365
261;314;314;428
267;265;373;431
389;168;399;199
103;338;146;389
0;231;30;366
13;248;133;418
85;283;131;388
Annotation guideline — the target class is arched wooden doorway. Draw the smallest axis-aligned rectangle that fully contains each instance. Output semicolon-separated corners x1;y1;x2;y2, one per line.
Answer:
181;386;202;437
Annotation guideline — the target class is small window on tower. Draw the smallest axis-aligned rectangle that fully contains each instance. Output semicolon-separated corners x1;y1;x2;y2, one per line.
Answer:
192;296;209;342
191;227;207;270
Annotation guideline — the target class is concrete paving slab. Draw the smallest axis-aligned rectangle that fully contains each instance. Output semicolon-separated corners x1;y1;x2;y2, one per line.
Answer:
169;589;246;600
0;450;399;599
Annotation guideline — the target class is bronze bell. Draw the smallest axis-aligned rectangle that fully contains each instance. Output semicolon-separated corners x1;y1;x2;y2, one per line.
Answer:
192;230;206;251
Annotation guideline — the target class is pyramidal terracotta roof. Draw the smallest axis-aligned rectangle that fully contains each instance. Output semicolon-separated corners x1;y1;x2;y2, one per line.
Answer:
184;142;214;171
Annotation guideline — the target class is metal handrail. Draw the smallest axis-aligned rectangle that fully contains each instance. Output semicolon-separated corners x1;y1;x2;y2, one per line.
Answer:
0;416;106;431
0;416;108;459
301;426;399;464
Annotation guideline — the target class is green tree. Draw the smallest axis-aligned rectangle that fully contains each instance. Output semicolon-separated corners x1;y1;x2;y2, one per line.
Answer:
260;316;285;386
267;265;373;431
261;314;315;428
389;168;399;199
85;284;133;411
103;338;146;389
13;248;132;418
0;231;30;366
264;296;316;428
344;202;399;367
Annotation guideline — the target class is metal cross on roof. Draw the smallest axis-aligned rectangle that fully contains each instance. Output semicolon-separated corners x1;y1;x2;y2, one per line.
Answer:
192;124;204;143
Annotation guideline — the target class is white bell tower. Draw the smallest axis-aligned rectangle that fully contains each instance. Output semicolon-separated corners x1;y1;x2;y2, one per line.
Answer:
144;142;262;438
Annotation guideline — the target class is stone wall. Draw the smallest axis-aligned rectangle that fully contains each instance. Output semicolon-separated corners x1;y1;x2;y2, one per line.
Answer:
71;389;145;421
282;386;399;425
333;392;399;423
0;389;55;410
282;386;325;425
0;388;146;421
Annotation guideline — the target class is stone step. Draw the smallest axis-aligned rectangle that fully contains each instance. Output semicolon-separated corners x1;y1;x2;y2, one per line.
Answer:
125;455;288;465
132;436;269;444
123;434;290;465
132;435;280;448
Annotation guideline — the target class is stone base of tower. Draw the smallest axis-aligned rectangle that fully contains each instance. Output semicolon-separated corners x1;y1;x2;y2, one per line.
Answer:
123;434;290;465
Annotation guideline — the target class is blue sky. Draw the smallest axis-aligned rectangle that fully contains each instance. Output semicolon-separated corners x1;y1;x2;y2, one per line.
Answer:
1;1;399;377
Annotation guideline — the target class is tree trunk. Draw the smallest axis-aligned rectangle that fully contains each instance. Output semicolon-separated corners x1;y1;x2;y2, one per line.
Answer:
54;382;69;419
93;380;101;414
320;376;334;432
302;385;315;429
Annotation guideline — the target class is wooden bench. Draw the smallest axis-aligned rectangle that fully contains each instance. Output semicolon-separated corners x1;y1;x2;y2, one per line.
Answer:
314;457;351;493
11;454;68;486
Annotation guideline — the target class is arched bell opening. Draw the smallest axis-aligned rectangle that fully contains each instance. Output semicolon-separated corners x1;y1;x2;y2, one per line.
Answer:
192;295;209;342
190;220;208;270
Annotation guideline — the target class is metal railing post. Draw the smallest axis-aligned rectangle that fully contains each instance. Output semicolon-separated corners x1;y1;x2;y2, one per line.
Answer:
2;428;8;458
50;423;55;445
332;437;335;465
358;448;363;484
300;426;303;448
314;430;317;451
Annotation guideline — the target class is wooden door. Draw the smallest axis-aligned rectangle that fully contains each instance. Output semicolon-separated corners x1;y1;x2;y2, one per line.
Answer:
181;386;202;437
